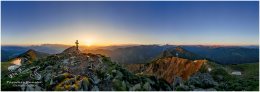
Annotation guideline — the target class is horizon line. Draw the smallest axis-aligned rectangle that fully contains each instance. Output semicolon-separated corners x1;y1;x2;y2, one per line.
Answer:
1;43;259;47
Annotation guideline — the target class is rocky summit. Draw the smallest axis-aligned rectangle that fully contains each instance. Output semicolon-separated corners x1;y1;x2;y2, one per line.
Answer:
1;46;172;91
62;46;80;54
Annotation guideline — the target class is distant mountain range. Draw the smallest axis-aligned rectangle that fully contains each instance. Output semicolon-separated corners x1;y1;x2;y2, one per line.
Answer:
154;46;205;61
1;44;69;61
16;49;50;61
182;45;259;64
84;45;170;64
85;45;259;64
1;44;259;64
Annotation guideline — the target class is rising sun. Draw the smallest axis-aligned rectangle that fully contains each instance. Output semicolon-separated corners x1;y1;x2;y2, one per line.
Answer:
85;40;93;46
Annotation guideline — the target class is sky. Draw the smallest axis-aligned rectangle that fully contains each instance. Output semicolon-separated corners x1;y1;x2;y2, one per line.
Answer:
1;1;259;46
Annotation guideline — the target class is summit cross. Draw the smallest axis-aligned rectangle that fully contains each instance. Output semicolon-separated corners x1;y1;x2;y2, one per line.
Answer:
75;40;79;50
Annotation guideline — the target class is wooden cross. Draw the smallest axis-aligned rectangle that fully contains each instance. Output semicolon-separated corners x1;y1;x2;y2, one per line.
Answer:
75;40;79;50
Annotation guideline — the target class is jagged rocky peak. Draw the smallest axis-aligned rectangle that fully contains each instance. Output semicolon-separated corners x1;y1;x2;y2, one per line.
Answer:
174;46;186;53
166;46;190;54
159;46;204;60
161;46;186;57
144;57;208;84
62;46;81;54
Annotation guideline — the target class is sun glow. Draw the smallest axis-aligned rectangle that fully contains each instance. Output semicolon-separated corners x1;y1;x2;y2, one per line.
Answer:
85;39;93;46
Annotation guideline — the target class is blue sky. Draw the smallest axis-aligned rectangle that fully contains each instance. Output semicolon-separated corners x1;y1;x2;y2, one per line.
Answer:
1;1;259;46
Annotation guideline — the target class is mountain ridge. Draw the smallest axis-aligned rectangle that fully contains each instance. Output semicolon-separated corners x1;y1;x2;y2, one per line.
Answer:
2;45;258;64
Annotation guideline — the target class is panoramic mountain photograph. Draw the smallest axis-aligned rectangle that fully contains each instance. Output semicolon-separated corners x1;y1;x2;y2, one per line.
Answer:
1;1;259;91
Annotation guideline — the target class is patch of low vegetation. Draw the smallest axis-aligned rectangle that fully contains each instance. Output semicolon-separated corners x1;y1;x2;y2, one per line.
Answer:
210;63;259;91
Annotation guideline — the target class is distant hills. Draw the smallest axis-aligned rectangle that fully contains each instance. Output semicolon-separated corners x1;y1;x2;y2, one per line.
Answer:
155;46;205;61
16;49;50;61
182;45;259;64
29;44;70;54
1;49;50;75
85;45;258;64
84;45;170;64
1;44;69;61
1;44;259;64
1;46;28;62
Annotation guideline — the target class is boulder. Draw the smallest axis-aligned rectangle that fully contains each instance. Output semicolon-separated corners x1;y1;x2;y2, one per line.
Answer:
121;81;127;91
8;65;20;72
115;71;124;80
44;73;52;82
112;79;127;91
81;78;89;91
206;88;216;91
25;85;42;91
172;76;183;90
62;59;69;64
130;83;142;91
143;82;152;90
175;85;189;91
50;79;54;85
89;76;100;85
91;86;99;91
144;78;155;85
21;83;26;91
188;73;217;88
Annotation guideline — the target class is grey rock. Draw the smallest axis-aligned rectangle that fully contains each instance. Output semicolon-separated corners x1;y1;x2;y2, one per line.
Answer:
193;88;216;91
193;88;204;91
112;70;117;73
145;78;155;85
50;79;54;85
112;79;126;90
81;79;89;91
21;83;26;91
130;83;142;91
34;85;42;91
104;74;111;80
172;76;183;90
91;86;99;91
188;73;218;88
45;66;53;70
63;59;69;64
78;80;82;89
98;57;103;64
143;82;152;90
115;71;123;79
90;76;100;85
44;73;52;82
121;81;127;90
8;65;20;72
25;84;42;91
180;85;189;91
68;79;75;85
189;85;195;89
206;88;216;91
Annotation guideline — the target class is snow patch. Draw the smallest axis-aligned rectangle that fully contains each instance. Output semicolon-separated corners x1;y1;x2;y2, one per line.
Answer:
231;71;242;75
